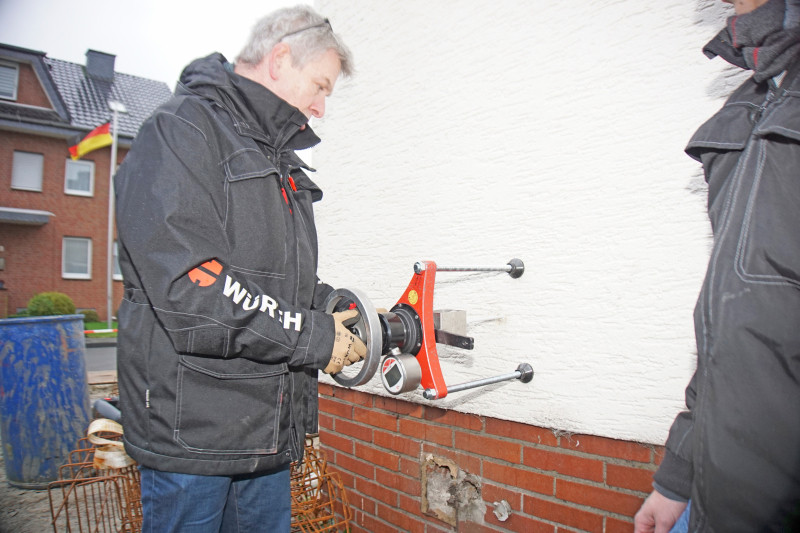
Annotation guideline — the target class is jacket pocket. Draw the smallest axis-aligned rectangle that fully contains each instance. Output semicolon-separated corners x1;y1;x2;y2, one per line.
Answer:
175;355;289;454
685;102;755;218
753;93;800;143
734;140;800;288
685;103;754;162
222;148;288;278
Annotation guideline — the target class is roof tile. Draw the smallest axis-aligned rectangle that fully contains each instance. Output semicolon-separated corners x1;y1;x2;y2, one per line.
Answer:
44;57;172;137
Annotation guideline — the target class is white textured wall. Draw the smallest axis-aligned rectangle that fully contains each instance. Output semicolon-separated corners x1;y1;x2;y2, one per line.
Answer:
310;0;748;445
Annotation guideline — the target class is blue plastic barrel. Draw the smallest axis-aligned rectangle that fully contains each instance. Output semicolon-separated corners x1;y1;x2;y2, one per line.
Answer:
0;315;91;488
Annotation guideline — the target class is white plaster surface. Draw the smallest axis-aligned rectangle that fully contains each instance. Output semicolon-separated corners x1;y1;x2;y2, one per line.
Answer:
311;0;751;445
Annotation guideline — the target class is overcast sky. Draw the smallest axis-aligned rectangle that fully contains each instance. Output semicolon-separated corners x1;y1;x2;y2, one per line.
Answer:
0;0;307;89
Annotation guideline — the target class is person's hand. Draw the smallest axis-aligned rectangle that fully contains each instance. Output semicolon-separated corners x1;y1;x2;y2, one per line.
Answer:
634;490;687;533
323;309;367;374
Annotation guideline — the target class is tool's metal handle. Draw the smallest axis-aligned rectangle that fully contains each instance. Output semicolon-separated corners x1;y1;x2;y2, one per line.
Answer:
423;363;533;399
414;258;524;279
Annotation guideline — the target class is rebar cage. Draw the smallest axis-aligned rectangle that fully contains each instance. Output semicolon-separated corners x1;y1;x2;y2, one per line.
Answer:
48;435;142;533
48;430;351;532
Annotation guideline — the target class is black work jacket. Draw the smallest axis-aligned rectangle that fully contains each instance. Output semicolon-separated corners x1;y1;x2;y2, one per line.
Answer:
654;61;800;531
114;53;334;475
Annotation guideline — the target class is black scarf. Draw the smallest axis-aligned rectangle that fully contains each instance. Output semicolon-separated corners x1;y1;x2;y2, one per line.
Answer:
703;0;800;82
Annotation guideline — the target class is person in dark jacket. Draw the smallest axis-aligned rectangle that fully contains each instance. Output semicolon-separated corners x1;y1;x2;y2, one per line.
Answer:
114;6;365;532
634;0;800;531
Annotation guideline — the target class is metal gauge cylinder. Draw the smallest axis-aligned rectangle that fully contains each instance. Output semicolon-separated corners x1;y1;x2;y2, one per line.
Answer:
380;351;422;395
379;304;422;355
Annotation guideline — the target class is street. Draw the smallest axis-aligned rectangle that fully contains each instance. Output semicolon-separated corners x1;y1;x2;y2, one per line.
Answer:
85;341;116;372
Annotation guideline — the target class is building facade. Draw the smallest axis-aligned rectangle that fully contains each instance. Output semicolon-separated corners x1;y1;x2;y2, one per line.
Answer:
0;44;171;319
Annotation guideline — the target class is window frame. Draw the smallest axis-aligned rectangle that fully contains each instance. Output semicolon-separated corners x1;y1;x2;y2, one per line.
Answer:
11;151;44;192
64;159;95;197
62;237;92;280
0;60;19;101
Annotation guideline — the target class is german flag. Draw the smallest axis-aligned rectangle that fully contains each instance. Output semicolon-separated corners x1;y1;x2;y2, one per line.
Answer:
68;122;112;160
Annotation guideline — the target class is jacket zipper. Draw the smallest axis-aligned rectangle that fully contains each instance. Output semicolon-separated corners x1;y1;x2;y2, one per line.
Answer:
280;175;297;214
752;84;777;123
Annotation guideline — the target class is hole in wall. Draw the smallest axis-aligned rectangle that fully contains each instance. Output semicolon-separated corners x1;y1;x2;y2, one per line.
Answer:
420;454;487;527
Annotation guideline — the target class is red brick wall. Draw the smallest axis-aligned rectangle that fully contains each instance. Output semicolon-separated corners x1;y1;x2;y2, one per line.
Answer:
16;62;52;108
318;383;660;532
0;130;126;319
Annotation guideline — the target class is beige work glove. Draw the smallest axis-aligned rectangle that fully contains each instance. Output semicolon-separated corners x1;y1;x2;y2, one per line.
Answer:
324;309;367;374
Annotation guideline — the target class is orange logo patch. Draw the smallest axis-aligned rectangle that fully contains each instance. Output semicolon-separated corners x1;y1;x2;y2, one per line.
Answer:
188;260;223;287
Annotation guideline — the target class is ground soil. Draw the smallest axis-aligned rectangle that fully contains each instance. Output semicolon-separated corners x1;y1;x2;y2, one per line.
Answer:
0;383;117;533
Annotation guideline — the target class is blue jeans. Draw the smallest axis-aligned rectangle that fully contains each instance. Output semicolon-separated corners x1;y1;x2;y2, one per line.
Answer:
669;500;691;533
139;464;291;533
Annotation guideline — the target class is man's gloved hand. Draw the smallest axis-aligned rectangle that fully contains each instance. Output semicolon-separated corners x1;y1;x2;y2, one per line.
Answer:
324;309;367;374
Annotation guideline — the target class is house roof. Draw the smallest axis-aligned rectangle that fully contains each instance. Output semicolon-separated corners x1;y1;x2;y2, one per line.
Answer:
45;56;172;139
0;44;172;143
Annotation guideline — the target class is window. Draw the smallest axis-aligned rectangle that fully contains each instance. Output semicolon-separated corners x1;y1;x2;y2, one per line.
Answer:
113;241;122;280
11;151;44;191
62;237;92;279
65;159;94;196
0;61;18;100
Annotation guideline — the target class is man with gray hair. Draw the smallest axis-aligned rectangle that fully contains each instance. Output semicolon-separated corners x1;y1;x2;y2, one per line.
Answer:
114;6;362;531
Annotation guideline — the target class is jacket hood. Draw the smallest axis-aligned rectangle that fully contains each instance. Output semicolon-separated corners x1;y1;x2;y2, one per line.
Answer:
177;53;321;152
703;0;800;82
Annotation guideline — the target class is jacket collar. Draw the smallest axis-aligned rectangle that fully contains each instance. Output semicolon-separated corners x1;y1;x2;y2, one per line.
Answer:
702;0;800;82
227;70;322;152
177;53;321;152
